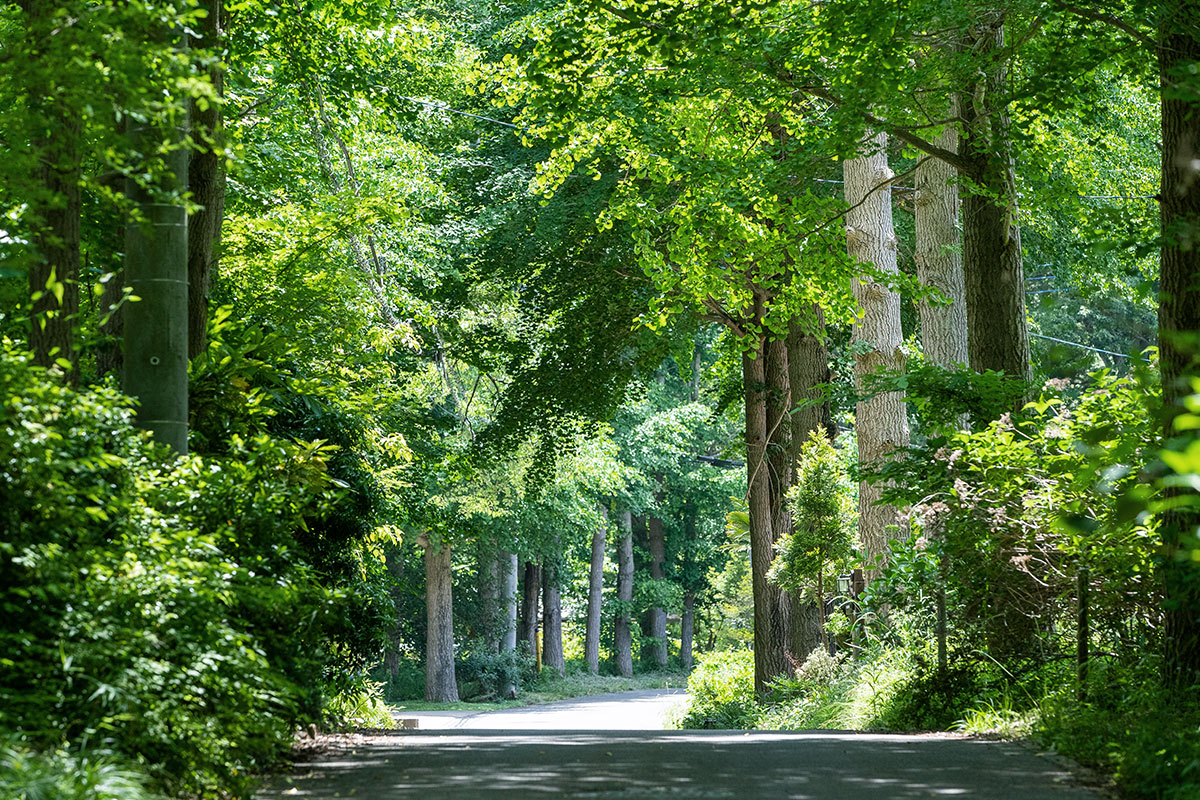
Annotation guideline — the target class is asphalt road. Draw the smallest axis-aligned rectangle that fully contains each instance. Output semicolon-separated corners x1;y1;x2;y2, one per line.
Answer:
256;691;1104;800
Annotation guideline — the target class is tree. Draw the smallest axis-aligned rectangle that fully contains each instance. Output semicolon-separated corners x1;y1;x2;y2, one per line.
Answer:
585;505;608;674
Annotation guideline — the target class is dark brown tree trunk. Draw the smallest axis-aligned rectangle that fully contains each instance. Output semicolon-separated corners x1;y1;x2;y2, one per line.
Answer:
423;534;458;702
744;328;790;694
615;510;635;678
959;21;1032;387
542;559;564;676
585;506;608;674
187;0;225;360
1158;5;1200;685
21;0;80;376
647;514;669;668
518;561;541;658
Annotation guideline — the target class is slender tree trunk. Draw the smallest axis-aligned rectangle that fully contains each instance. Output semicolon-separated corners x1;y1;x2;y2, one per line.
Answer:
845;131;910;582
959;21;1032;386
423;534;458;702
21;0;81;376
187;0;224;360
647;514;669;668
480;552;501;653
585;505;608;674
681;592;695;670
615;510;635;678
542;559;565;676
1158;5;1200;685
915;113;968;369
744;326;791;693
124;28;189;454
502;551;518;653
518;561;541;658
383;543;407;677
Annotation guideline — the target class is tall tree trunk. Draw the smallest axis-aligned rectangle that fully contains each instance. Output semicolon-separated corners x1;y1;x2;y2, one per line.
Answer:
681;592;695;670
187;0;224;360
764;335;794;664
845;131;910;582
519;561;541;657
21;0;81;376
1158;4;1200;685
502;551;518;653
585;505;608;674
959;20;1032;386
615;510;635;678
383;543;406;677
786;310;835;661
480;552;501;653
647;514;669;668
915;114;968;369
423;534;458;702
123;28;189;454
542;559;565;676
744;325;791;693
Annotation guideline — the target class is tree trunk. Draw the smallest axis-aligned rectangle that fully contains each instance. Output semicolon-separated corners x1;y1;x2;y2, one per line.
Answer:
383;543;406;677
502;551;518;653
647;514;669;668
744;330;791;694
681;592;695;670
542;559;565;676
959;21;1032;386
480;552;501;653
585;505;608;674
845;131;910;582
615;510;635;678
518;561;540;658
915;114;969;369
423;534;458;702
123;31;190;454
786;310;834;660
187;0;224;360
21;0;81;377
1158;5;1200;685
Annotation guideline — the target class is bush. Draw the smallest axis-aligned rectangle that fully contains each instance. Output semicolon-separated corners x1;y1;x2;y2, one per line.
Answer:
0;343;343;796
676;650;759;729
0;741;155;800
458;644;536;699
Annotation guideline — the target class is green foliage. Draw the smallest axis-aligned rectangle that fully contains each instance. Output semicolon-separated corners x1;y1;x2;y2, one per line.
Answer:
770;430;854;600
0;741;155;800
457;645;537;700
675;650;759;729
0;342;348;797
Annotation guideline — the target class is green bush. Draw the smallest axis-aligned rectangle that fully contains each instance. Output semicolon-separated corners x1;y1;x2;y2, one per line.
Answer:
0;741;155;800
676;650;759;729
0;343;343;797
458;645;537;699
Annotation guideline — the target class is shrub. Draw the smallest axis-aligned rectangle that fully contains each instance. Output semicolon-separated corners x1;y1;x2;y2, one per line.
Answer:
458;644;536;699
0;741;155;800
676;650;759;729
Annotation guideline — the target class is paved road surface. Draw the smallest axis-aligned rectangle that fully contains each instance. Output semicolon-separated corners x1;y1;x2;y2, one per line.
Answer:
394;689;689;730
257;690;1104;799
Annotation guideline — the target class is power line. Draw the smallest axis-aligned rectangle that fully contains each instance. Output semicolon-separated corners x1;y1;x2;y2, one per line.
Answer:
1030;332;1130;359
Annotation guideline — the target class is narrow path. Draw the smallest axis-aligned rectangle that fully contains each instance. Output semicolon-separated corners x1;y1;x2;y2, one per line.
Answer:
257;690;1104;799
396;688;688;730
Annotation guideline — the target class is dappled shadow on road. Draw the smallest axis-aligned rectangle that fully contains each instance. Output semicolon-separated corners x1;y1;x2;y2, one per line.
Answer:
257;730;1098;800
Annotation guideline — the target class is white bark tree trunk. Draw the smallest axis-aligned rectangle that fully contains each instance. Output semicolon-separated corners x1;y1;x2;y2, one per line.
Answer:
914;119;968;369
845;131;911;583
502;551;518;653
585;505;608;674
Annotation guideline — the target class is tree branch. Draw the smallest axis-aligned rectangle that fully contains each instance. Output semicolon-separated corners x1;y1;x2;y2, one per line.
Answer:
1062;5;1155;49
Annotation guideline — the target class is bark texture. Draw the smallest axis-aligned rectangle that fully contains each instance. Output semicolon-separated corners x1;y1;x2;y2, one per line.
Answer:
423;536;458;702
187;0;224;360
915;119;968;369
585;506;608;674
518;561;540;657
21;0;81;375
502;551;518;653
959;21;1031;385
681;593;695;670
845;131;910;582
615;510;635;678
1158;6;1200;684
744;337;791;693
541;560;565;676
